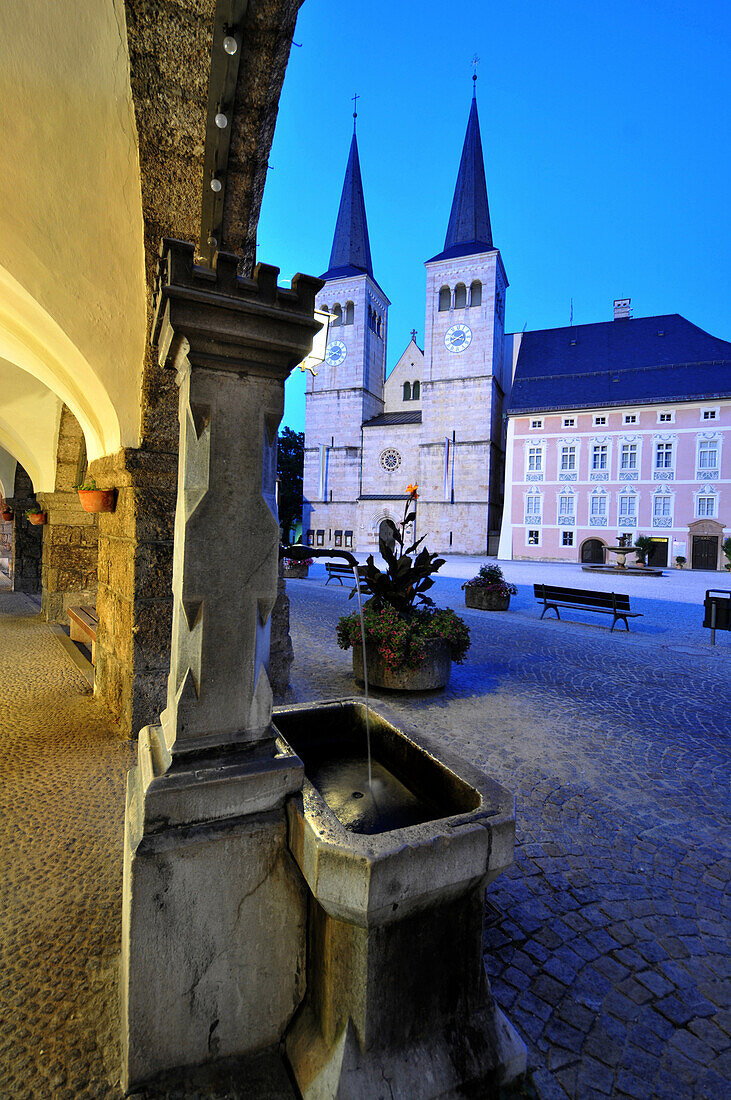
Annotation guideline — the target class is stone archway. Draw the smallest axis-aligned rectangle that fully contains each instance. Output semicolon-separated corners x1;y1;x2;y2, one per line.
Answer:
688;518;725;571
580;537;606;564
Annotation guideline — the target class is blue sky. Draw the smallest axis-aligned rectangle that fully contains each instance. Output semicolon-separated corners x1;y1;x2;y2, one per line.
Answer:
256;0;731;433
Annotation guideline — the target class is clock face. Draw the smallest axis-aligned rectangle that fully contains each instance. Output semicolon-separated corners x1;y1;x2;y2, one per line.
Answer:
444;323;472;354
325;340;347;367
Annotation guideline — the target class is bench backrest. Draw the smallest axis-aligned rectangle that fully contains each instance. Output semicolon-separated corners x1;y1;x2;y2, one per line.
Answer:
327;562;367;576
534;583;631;611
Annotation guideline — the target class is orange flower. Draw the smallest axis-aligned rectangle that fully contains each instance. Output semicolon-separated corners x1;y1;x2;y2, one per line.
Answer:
406;483;419;499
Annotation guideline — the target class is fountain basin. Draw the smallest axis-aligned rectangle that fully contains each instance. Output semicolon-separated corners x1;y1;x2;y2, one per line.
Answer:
273;699;515;928
273;699;525;1097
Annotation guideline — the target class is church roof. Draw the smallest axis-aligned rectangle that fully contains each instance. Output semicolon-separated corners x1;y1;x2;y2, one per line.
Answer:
427;94;494;264
321;131;374;282
509;314;731;414
363;411;422;427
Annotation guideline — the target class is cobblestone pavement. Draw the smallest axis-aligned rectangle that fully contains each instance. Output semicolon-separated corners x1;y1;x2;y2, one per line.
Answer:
283;571;731;1100
0;591;134;1099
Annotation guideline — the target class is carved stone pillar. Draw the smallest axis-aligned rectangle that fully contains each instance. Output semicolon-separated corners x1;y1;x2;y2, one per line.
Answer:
121;240;323;1091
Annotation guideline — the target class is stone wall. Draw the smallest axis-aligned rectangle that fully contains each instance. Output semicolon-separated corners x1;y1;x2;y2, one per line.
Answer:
90;448;176;737
8;465;42;593
38;406;99;624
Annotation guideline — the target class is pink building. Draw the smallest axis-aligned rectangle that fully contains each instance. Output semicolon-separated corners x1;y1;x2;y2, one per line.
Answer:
498;308;730;570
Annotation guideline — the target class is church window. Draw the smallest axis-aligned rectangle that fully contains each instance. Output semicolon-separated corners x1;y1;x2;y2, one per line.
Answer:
376;315;382;337
344;531;353;548
469;280;482;307
331;303;342;326
412;380;420;400
438;286;451;311
345;300;354;325
454;283;467;309
380;448;402;472
403;381;412;401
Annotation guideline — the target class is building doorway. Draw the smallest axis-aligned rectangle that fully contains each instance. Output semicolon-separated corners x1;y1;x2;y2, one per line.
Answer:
378;519;396;553
647;538;668;568
692;535;719;571
580;538;605;564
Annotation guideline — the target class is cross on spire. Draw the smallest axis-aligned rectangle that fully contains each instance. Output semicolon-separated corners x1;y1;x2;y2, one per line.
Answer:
410;328;417;342
472;54;479;97
352;91;359;131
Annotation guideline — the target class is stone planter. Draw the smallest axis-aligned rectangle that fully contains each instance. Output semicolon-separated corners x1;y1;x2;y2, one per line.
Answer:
353;637;451;691
283;564;309;579
464;586;511;611
77;487;115;513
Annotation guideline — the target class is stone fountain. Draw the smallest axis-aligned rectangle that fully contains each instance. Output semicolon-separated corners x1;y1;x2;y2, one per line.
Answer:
120;239;525;1096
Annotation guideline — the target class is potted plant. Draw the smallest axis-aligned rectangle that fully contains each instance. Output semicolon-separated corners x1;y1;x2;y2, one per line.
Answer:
1;505;12;522
336;485;470;690
675;555;686;570
461;563;517;611
283;555;313;579
26;505;46;526
76;478;115;514
634;535;653;567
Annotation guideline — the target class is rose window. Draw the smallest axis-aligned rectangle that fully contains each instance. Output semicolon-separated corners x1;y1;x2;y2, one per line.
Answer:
380;448;402;472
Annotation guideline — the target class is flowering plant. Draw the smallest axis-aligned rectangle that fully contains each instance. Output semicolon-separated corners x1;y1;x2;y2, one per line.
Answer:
283;556;314;568
337;485;471;669
462;563;517;598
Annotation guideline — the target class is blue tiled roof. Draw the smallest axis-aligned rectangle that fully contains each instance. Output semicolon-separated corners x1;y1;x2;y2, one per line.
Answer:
428;96;494;265
508;314;731;413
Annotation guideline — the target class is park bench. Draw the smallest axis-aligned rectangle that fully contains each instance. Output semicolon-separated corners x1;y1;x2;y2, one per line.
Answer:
533;584;642;632
67;605;98;663
325;562;368;587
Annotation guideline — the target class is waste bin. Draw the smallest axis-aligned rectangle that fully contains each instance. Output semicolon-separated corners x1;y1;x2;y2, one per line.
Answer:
703;590;731;645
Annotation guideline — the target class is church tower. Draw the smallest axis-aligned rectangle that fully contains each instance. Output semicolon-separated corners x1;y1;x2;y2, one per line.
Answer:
418;83;510;553
302;120;389;548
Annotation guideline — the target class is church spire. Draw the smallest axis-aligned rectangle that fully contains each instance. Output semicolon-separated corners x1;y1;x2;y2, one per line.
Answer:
429;92;494;263
321;127;374;281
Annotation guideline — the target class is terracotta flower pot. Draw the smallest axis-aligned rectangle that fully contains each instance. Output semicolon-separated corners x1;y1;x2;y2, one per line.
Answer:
464;586;511;611
352;638;451;691
27;512;46;526
77;488;115;514
283;564;309;579
1;510;12;522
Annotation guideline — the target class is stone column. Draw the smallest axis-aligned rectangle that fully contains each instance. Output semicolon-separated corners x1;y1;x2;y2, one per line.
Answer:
37;492;98;623
121;240;323;1091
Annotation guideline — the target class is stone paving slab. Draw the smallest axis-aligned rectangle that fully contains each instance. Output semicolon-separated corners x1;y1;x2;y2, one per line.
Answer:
282;569;731;1099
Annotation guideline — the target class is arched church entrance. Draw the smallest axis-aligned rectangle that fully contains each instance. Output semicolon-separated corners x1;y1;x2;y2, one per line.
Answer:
580;538;605;564
379;518;396;553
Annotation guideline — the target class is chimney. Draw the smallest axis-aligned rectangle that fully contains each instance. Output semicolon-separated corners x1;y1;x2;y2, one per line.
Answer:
613;298;632;320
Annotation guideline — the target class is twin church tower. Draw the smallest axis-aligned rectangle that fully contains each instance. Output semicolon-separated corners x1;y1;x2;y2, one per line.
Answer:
303;89;511;554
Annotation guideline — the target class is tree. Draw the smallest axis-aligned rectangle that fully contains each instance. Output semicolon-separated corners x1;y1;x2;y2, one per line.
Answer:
277;427;304;542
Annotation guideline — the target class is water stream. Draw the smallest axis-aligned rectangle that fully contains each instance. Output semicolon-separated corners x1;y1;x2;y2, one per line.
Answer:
352;566;373;791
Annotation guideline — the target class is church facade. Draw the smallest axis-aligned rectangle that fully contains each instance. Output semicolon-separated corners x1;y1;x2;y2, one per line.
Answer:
303;93;510;555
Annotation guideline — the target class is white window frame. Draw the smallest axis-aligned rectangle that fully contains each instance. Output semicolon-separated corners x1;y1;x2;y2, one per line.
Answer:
562;417;575;428
524;441;545;482
526;528;542;547
657;409;675;424
593;414;607;426
524;492;542;526
701;407;719;421
651;488;674;528
590;438;611;480
529;418;544;430
696;434;721;480
589;489;608;526
694;486;718;519
560;444;576;472
557;489;576;526
617;490;638;528
653;436;676;481
561;530;574;548
623;413;638;425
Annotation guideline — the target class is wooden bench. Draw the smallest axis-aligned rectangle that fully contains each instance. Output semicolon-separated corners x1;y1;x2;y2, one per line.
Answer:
534;584;642;632
67;605;98;663
325;562;368;587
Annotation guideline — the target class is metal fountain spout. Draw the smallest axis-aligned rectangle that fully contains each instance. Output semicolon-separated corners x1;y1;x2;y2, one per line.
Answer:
280;543;358;569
